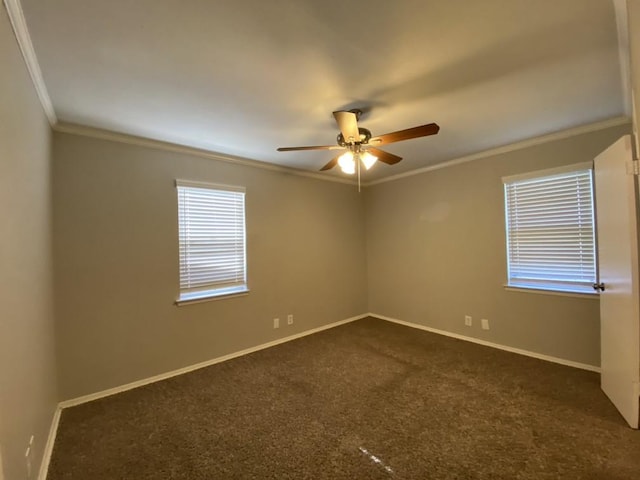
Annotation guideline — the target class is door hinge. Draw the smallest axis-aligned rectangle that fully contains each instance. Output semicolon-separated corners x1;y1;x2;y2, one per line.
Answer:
627;159;640;176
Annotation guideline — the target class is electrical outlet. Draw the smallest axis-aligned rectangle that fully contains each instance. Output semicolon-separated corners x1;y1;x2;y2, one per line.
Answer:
273;318;280;329
464;315;472;326
287;314;293;325
481;318;490;330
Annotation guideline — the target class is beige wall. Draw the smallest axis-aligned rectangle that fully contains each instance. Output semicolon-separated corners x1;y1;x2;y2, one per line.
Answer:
0;6;57;480
52;132;368;400
365;124;630;367
52;123;627;402
0;1;635;473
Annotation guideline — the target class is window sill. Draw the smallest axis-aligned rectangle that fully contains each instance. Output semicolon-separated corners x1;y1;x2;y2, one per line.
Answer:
503;285;599;299
175;286;249;306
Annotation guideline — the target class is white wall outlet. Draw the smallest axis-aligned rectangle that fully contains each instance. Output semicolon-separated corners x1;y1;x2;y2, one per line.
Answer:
287;314;293;325
273;318;280;329
464;315;472;326
481;318;490;330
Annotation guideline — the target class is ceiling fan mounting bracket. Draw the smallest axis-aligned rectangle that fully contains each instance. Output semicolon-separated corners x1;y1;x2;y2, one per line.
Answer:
348;109;363;121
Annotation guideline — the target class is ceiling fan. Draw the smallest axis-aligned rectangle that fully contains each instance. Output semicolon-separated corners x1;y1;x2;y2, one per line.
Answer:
277;109;440;180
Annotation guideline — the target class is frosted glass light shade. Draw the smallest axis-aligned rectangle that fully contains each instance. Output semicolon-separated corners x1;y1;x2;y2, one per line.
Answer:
338;152;356;174
361;151;378;170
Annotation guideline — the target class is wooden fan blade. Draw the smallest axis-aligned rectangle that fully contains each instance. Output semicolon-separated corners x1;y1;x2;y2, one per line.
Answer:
333;111;360;144
368;147;402;165
319;154;341;171
277;145;344;152
369;123;440;146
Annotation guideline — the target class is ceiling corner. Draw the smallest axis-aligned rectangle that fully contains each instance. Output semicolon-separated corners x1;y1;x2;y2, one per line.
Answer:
3;0;57;125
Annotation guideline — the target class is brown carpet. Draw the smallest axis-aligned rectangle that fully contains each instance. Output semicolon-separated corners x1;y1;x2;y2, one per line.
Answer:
47;317;640;479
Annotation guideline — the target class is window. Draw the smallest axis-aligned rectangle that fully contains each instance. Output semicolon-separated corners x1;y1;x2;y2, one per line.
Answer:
503;162;596;294
176;180;247;303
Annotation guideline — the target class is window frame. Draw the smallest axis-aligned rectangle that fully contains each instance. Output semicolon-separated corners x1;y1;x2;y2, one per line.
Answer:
175;180;248;305
502;162;598;296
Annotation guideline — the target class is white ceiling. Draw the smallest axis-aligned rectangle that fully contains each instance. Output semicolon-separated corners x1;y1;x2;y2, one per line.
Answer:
20;0;625;181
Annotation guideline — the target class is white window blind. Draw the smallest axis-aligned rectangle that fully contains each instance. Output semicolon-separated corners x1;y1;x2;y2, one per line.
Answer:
503;164;596;293
176;180;247;302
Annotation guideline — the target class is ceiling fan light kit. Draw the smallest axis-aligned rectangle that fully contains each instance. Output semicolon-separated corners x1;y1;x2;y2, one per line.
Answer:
337;150;378;174
277;109;440;186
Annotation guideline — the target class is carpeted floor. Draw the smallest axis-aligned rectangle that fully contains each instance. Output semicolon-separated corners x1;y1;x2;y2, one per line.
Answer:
47;317;640;479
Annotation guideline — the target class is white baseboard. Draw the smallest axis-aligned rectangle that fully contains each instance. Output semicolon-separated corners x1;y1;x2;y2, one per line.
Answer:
56;311;600;407
369;313;601;373
40;311;599;479
42;314;365;478
37;405;61;480
59;313;367;409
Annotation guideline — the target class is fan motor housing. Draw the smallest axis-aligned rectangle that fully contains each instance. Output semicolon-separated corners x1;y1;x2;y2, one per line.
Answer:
337;127;372;147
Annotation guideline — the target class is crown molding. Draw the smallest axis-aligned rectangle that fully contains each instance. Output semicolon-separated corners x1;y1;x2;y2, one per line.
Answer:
55;117;631;189
613;0;632;116
53;122;358;186
364;116;631;187
3;0;56;125
1;0;632;186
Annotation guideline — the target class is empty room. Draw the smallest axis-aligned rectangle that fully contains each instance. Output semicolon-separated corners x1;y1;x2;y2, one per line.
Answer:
3;0;640;478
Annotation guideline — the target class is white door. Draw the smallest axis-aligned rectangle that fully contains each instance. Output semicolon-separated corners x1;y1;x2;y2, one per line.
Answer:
594;134;640;429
